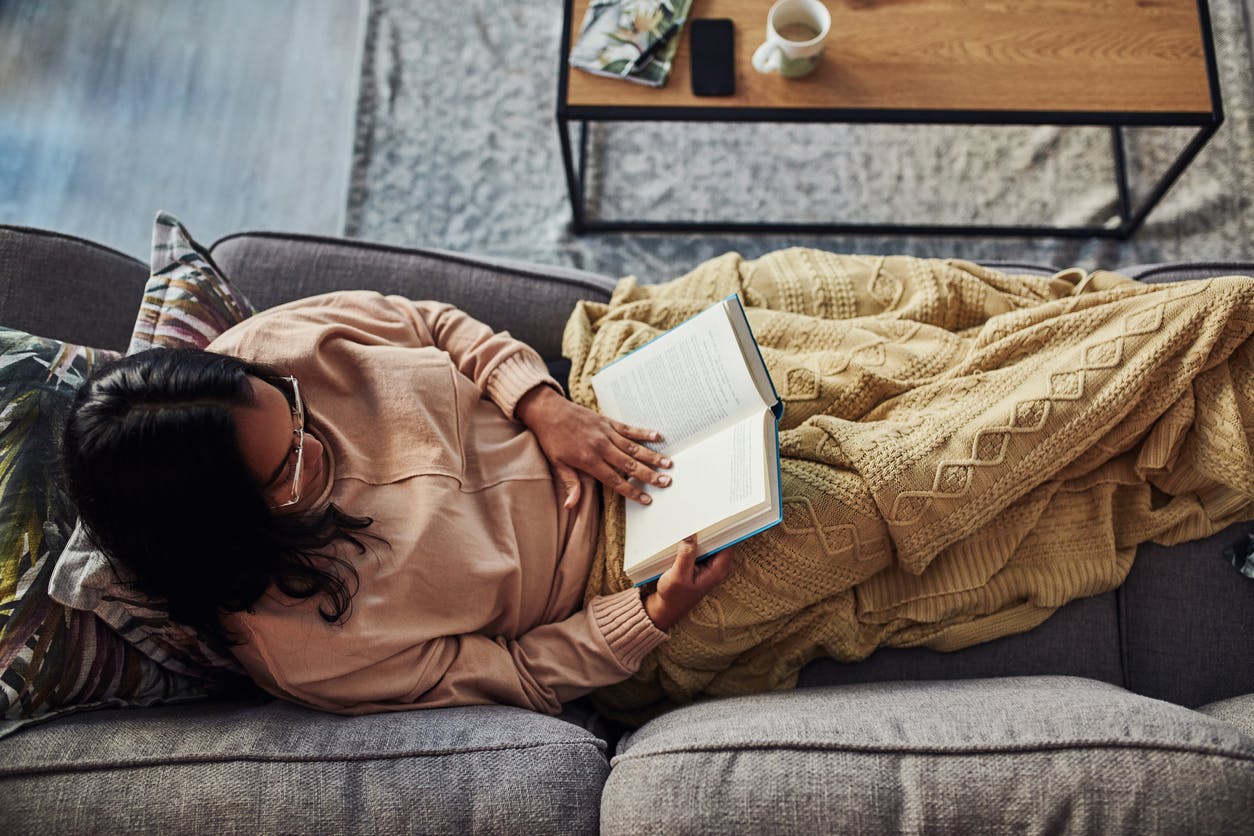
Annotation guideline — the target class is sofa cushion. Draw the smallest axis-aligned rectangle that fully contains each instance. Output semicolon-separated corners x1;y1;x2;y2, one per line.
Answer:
127;212;256;353
0;329;211;738
0;226;148;351
209;231;616;362
1199;693;1254;739
2;698;608;836
602;676;1254;835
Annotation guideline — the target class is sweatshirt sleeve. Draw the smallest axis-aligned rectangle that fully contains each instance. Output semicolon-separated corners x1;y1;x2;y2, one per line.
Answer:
389;297;560;419
209;290;560;419
227;588;668;716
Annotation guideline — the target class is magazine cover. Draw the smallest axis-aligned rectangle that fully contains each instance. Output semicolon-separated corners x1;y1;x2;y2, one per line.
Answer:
569;0;693;88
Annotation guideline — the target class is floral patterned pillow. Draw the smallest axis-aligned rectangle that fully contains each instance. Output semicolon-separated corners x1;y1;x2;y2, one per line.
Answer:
47;212;255;680
0;329;213;737
50;522;245;679
128;211;256;352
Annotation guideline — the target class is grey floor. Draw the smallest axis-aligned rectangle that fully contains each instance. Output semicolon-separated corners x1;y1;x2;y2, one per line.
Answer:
0;0;366;260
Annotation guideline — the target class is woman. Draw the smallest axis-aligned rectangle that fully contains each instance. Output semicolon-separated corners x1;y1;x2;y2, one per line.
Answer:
63;290;734;716
68;253;1254;723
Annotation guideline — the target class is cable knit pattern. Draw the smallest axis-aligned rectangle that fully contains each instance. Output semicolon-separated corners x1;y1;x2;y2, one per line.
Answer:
563;249;1254;723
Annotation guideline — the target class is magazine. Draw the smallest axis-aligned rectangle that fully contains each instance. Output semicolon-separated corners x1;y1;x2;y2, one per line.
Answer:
569;0;692;88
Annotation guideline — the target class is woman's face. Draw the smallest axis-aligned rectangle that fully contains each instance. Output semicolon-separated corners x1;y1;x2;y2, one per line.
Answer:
233;375;325;510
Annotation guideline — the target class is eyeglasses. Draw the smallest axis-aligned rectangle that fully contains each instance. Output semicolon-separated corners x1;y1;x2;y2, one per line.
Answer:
272;375;305;508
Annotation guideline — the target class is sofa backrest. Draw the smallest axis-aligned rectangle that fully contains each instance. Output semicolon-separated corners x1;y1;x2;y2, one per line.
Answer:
0;226;148;351
0;226;619;361
209;232;617;361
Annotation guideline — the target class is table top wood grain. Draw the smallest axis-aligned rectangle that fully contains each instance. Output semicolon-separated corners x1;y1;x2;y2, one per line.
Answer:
562;0;1217;117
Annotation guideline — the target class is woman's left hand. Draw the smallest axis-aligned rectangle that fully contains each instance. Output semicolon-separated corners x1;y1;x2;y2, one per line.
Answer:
515;384;672;508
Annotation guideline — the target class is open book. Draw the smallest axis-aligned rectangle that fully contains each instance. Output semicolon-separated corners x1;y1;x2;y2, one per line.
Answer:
592;295;783;585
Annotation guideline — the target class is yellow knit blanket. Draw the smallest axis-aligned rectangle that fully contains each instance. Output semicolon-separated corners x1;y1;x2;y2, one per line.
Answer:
563;249;1254;723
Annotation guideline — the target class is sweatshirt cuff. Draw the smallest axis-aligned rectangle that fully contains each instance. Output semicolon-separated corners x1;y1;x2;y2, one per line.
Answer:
485;351;560;418
589;588;670;672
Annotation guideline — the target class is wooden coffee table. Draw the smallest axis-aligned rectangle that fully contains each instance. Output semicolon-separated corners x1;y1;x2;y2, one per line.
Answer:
556;0;1222;237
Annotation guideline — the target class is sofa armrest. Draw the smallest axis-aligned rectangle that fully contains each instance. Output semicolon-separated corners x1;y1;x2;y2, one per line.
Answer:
209;232;616;361
1116;262;1254;283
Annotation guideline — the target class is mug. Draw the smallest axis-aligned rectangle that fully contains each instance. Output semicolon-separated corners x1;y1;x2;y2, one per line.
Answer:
751;0;832;79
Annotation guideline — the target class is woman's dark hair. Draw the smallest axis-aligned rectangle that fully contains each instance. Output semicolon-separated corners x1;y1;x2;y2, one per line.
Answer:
61;347;376;649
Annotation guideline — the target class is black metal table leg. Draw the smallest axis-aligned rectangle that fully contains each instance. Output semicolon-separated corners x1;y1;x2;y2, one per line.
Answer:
1122;122;1223;239
556;115;585;233
1111;126;1133;237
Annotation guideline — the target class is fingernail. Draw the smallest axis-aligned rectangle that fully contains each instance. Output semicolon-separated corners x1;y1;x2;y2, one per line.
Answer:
661;458;672;467
641;494;652;504
658;476;671;486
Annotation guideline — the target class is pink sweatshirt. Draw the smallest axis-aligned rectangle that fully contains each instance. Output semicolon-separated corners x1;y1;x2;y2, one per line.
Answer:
207;291;666;715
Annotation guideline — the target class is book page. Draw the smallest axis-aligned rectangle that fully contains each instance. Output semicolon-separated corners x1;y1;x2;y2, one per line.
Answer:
593;301;766;455
623;410;769;575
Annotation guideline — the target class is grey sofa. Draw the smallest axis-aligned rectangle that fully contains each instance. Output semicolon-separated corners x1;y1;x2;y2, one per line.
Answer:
2;224;1253;834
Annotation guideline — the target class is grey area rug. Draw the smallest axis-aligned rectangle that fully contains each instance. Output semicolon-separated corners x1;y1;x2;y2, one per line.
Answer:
346;0;1254;281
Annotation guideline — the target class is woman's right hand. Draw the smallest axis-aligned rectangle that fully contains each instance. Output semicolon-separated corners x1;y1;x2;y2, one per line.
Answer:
643;535;736;631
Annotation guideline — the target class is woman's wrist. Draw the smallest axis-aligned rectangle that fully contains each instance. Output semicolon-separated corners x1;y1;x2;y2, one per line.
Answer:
642;590;678;631
514;381;563;425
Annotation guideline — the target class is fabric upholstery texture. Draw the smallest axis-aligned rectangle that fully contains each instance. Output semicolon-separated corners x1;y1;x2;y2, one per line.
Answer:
2;698;608;835
0;226;148;351
603;677;1254;835
1121;263;1254;284
0;329;209;737
209;232;616;361
798;589;1123;689
1199;693;1254;739
1121;530;1254;707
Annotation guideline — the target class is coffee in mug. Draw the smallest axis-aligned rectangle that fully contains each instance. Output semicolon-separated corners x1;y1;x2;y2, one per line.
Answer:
776;23;821;43
751;0;831;79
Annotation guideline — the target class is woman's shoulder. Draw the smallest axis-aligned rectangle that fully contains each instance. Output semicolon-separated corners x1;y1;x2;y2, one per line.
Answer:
244;290;397;322
208;291;404;355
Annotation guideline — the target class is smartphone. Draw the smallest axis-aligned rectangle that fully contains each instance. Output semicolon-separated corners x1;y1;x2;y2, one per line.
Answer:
690;18;735;96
